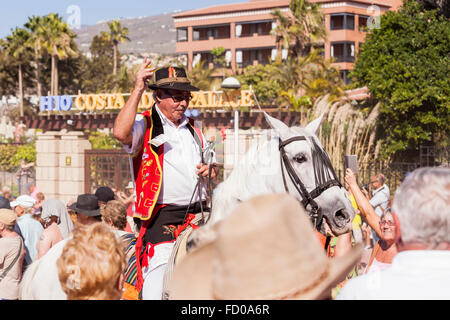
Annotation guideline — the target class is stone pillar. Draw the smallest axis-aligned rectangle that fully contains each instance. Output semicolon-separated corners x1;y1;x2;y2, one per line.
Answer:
36;130;91;205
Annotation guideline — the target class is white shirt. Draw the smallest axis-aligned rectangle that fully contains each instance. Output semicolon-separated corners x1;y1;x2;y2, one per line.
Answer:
369;184;390;216
124;105;214;206
336;250;450;300
21;238;69;300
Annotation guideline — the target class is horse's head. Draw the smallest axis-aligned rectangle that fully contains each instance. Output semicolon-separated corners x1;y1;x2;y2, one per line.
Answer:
265;113;354;237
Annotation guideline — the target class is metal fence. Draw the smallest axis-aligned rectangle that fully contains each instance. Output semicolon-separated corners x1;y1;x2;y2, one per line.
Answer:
84;149;132;194
0;166;35;197
336;162;421;194
335;147;449;194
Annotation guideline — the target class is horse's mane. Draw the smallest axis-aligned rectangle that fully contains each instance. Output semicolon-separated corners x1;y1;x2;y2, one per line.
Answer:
207;126;312;228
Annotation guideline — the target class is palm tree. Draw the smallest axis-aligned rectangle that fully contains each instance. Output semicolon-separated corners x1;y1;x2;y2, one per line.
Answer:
41;13;78;96
271;8;293;62
24;16;45;98
271;0;327;58
303;53;345;103
187;60;217;91
103;20;130;75
4;28;32;117
270;49;343;123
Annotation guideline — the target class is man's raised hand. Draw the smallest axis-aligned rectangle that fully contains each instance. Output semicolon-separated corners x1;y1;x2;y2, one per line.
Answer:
134;57;155;92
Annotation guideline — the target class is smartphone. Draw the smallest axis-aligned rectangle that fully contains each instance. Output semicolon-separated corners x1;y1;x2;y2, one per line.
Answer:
344;155;358;176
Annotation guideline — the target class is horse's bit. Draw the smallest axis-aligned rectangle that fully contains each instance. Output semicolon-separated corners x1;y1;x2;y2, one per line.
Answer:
279;136;342;229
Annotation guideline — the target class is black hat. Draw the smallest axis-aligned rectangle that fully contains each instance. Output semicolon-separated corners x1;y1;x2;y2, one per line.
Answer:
148;66;200;92
95;187;115;203
68;194;101;217
0;196;11;209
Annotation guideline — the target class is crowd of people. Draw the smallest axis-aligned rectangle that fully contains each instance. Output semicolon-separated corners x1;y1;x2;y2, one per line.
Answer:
0;165;448;300
0;183;139;300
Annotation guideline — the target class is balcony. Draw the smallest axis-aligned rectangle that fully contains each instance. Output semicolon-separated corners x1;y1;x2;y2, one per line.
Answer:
330;13;355;30
236;48;273;69
193;24;231;41
236;21;273;38
176;28;188;42
340;70;353;85
331;42;355;63
358;15;369;32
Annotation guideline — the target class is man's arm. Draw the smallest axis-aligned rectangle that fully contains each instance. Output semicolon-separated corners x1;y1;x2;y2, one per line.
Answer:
113;58;155;146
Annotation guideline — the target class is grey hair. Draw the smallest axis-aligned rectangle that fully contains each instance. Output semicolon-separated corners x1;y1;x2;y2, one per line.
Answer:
392;167;450;245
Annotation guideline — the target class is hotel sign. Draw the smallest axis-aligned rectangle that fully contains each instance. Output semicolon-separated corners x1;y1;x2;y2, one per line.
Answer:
40;90;254;112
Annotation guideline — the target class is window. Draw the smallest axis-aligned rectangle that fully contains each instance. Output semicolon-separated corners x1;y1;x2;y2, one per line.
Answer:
236;21;273;37
330;13;355;30
330;42;355;62
305;44;325;56
358;15;369;31
176;28;188;42
193;25;230;41
237;48;272;68
193;52;214;68
340;70;352;85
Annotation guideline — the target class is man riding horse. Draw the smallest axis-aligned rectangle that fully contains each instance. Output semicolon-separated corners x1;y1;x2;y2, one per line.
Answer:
113;59;218;300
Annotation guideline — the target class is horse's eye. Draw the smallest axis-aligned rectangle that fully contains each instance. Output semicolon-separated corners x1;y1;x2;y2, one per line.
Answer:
293;154;307;163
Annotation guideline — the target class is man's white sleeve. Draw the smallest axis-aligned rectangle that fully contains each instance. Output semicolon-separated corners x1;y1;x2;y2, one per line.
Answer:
123;115;146;155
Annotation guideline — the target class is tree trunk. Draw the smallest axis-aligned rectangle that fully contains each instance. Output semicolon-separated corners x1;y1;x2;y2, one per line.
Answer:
18;63;24;117
113;43;118;75
34;49;42;98
54;56;59;96
51;54;56;96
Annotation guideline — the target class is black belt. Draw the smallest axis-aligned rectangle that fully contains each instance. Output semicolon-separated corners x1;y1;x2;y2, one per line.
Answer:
134;201;209;246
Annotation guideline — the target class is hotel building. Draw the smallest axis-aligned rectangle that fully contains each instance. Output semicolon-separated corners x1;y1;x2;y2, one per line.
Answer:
173;0;402;84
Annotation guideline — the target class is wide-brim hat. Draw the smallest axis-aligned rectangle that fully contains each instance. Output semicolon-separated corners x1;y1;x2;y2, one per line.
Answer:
0;208;17;226
68;194;101;217
169;194;363;300
148;66;200;92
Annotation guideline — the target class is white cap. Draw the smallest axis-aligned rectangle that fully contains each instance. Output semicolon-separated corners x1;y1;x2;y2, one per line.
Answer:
10;195;36;208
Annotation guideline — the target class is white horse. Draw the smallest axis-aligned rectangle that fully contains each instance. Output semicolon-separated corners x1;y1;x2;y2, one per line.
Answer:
188;113;355;247
163;113;356;299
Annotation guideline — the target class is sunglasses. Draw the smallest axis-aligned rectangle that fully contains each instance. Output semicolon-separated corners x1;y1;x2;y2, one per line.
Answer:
379;220;395;227
163;90;193;102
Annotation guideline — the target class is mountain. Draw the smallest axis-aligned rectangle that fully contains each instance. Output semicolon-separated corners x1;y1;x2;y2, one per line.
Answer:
74;12;178;55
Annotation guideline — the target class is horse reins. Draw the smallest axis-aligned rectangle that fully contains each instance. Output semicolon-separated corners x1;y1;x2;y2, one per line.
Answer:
279;136;342;230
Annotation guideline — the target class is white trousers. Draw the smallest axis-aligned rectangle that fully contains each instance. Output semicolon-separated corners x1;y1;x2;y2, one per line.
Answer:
142;263;168;300
140;242;174;300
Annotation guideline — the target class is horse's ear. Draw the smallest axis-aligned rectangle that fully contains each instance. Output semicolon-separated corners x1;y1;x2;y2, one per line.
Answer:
305;113;325;135
264;112;288;135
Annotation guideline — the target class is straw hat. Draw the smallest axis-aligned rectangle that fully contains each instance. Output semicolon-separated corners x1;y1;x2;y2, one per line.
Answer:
0;208;17;226
148;66;199;92
169;193;362;300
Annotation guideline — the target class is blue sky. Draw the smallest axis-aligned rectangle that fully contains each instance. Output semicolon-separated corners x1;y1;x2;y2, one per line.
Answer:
0;0;241;37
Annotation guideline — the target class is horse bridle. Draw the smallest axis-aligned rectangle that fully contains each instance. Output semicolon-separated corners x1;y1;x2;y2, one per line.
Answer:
279;136;342;229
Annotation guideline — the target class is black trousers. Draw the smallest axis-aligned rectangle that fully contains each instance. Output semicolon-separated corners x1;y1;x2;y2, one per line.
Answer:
134;201;209;246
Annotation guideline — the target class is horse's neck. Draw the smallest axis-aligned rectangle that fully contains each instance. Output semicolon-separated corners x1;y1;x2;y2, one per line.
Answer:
208;138;284;227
